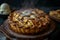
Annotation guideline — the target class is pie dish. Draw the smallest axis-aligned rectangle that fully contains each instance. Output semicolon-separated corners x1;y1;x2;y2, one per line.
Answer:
0;8;55;40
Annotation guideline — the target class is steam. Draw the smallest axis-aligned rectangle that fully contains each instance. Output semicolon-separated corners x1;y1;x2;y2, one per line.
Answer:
21;10;32;16
22;0;39;8
21;0;39;16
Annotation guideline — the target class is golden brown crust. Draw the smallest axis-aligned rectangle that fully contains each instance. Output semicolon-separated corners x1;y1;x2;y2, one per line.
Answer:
8;8;50;34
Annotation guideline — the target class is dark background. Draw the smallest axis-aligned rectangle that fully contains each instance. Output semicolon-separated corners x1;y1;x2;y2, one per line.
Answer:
0;0;60;40
0;0;60;7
